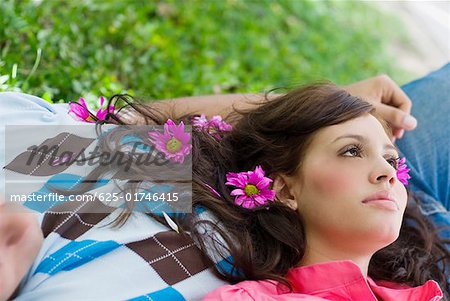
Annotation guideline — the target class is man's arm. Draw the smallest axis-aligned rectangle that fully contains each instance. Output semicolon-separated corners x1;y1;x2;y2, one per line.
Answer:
149;93;277;119
129;75;416;142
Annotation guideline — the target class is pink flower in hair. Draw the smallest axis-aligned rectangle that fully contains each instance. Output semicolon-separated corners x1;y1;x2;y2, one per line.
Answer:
148;119;192;164
396;157;411;185
209;115;233;132
68;96;114;123
191;114;209;128
95;96;115;120
192;114;232;139
68;97;90;121
225;165;275;209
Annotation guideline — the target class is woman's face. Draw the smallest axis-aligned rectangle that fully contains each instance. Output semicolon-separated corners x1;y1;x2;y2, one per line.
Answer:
0;200;43;301
289;114;408;253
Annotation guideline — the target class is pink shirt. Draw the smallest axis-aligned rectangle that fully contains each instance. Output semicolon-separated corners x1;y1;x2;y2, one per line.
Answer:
203;260;443;301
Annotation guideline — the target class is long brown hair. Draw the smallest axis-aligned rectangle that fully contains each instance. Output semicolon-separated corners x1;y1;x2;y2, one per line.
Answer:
184;82;450;297
56;81;450;298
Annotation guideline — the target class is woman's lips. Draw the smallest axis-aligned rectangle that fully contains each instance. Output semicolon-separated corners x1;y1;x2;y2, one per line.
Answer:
362;190;399;211
362;199;399;211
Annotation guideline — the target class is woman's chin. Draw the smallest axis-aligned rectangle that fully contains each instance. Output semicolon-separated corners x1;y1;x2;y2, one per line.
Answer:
368;227;401;251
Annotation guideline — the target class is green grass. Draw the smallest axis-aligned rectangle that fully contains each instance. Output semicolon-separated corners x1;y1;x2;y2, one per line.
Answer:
0;0;412;106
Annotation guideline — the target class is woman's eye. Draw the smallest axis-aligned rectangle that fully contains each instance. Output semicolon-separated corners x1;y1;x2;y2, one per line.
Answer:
342;146;361;157
387;157;400;169
342;145;399;170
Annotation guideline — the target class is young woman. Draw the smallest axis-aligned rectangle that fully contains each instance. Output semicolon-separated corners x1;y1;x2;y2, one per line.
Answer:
184;82;449;300
92;77;449;299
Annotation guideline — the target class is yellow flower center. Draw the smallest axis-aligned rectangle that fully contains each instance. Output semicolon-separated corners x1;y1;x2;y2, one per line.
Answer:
207;126;218;133
166;138;182;153
244;184;259;196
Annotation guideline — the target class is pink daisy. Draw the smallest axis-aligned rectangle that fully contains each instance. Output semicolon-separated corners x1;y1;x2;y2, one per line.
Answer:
192;114;232;139
191;114;209;128
68;96;114;123
68;97;91;122
148;119;192;164
225;165;275;209
396;157;411;185
95;96;115;120
209;115;233;132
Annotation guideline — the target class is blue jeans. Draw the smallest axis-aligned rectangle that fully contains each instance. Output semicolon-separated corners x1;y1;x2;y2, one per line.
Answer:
396;62;450;240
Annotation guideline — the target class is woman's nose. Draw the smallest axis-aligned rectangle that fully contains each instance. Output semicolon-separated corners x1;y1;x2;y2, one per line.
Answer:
370;159;397;185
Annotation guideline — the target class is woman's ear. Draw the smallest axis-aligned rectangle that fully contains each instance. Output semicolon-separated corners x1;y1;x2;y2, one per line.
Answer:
272;175;298;211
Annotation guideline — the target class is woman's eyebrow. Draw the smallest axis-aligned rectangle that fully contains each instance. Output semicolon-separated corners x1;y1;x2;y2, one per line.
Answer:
332;134;400;154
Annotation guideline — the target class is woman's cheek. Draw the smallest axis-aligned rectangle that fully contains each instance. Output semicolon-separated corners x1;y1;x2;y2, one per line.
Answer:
395;184;408;211
308;163;356;197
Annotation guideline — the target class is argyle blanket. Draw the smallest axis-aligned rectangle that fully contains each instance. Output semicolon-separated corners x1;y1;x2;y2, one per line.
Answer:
0;92;229;301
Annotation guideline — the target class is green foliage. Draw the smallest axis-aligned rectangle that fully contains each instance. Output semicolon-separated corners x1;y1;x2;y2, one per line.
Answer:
0;0;411;104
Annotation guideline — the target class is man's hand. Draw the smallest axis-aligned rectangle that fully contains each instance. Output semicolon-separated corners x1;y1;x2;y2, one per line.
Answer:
342;74;418;143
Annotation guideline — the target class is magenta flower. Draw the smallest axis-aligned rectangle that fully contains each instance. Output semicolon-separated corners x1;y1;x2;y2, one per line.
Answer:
148;119;192;164
192;114;232;139
95;96;115;120
68;96;114;123
209;115;233;132
191;114;209;128
396;157;411;185
225;165;275;209
68;97;90;121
